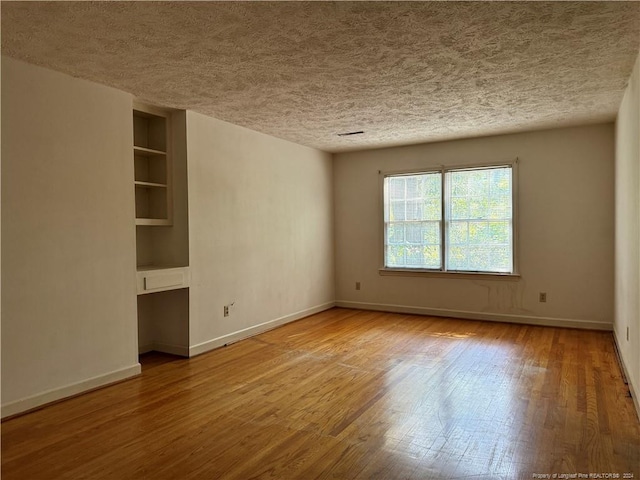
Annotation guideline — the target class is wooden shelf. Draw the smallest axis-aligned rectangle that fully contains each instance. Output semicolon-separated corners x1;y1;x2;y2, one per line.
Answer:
136;218;172;227
137;264;185;272
134;145;166;157
133;106;171;225
135;181;167;188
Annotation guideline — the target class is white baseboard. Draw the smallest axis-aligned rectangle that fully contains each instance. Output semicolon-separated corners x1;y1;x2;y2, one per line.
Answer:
189;301;336;357
335;301;613;331
612;331;640;421
1;363;141;419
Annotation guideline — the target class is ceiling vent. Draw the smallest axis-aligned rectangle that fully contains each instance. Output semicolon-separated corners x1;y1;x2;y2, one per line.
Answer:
337;131;364;137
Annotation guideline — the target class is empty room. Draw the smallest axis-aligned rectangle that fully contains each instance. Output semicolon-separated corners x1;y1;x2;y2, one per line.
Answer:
1;2;639;479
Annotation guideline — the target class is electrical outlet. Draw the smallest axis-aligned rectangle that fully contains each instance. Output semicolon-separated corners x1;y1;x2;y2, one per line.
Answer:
539;292;547;303
356;282;361;291
223;305;229;317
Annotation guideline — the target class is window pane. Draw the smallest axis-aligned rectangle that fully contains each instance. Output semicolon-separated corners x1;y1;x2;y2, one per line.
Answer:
423;222;440;245
390;200;406;221
446;167;512;273
487;221;510;244
469;198;489;219
387;223;405;244
405;222;424;244
466;246;492;271
448;246;468;271
490;245;512;271
406;176;420;198
406;200;423;221
384;172;442;269
388;177;406;200
448;221;468;245
450;197;469;220
386;245;407;267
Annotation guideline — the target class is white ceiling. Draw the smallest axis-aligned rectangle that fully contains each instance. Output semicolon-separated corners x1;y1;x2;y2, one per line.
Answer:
2;1;639;152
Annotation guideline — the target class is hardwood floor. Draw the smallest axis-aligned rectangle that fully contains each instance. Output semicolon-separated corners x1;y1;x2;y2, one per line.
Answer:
2;308;639;479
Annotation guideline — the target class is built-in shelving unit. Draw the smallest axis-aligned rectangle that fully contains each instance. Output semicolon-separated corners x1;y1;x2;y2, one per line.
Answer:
133;103;190;357
133;107;172;226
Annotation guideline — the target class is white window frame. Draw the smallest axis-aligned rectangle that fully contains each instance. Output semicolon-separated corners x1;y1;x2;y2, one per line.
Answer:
379;160;520;279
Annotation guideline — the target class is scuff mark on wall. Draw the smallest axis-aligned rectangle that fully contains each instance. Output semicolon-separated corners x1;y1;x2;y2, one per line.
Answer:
475;280;534;315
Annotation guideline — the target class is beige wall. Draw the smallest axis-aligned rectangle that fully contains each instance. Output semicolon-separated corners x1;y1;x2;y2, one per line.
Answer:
185;111;335;354
334;124;615;329
615;51;640;413
1;57;140;416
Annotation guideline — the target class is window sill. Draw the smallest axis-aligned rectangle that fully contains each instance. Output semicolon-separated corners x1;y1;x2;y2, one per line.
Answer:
379;268;521;281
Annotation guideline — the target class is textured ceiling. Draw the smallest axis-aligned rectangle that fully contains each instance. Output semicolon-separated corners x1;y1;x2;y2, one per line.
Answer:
2;1;640;152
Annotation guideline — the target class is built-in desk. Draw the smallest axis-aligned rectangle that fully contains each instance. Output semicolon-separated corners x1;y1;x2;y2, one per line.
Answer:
136;265;190;295
136;266;190;357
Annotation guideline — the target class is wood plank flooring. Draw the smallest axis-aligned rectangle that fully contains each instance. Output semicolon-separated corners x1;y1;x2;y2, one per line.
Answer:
2;308;639;479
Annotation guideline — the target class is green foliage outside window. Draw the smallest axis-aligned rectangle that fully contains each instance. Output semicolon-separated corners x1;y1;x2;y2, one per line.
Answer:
384;165;513;273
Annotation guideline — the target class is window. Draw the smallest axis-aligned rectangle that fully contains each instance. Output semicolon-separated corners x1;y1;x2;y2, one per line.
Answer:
383;163;516;275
